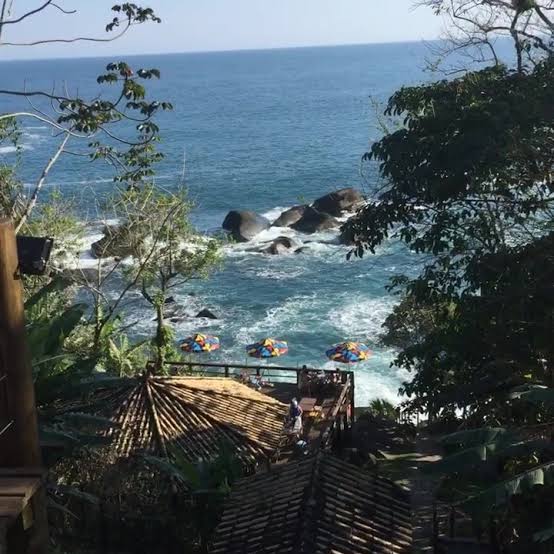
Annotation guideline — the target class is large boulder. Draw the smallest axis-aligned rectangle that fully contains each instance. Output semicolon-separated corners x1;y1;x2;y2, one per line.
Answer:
196;308;218;319
271;205;308;227
313;187;364;216
261;236;298;255
91;225;135;259
291;207;339;234
222;210;270;242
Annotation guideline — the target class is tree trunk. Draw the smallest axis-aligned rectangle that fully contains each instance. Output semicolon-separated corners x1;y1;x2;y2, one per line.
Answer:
155;302;165;372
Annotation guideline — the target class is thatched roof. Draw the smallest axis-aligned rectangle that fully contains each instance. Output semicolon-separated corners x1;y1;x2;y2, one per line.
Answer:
210;454;412;554
88;376;288;465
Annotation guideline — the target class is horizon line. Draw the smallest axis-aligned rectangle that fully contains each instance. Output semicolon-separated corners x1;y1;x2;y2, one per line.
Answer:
0;37;439;63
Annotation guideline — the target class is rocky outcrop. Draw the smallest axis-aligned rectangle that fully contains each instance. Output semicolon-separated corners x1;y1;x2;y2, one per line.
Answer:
261;236;298;255
222;210;270;242
291;207;339;234
313;187;365;217
91;225;135;259
271;205;308;227
196;308;218;319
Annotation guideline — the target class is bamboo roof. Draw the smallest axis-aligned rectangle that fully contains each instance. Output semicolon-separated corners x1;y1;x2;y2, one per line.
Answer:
210;454;412;554
89;376;288;465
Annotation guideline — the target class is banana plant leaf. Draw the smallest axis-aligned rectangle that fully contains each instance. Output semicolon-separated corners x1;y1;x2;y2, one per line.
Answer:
534;524;554;543
75;375;136;393
459;461;554;517
43;303;87;356
56;412;117;430
425;437;554;476
509;385;554;406
46;497;78;520
39;427;111;448
440;427;510;448
24;276;69;311
51;483;100;506
40;427;80;447
143;454;201;489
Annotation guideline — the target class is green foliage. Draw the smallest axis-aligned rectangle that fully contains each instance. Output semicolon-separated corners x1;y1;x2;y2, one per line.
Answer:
105;335;148;377
110;185;221;369
365;398;398;421
345;58;554;421
144;443;242;551
23;191;84;261
429;425;554;550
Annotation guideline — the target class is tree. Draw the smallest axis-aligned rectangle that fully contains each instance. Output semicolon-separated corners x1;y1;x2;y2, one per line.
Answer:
145;443;242;553
418;0;554;73
342;4;554;548
425;425;554;552
344;57;554;420
124;186;221;370
0;2;171;230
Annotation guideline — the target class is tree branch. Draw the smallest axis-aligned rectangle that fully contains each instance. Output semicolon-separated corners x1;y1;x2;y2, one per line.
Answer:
0;1;54;26
2;19;132;46
15;132;70;232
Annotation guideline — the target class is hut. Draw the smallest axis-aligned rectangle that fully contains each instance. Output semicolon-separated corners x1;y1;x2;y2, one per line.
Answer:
210;453;412;554
82;374;290;466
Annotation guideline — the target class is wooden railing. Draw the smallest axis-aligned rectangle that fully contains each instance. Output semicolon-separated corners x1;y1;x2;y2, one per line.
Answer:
155;360;356;439
155;360;354;386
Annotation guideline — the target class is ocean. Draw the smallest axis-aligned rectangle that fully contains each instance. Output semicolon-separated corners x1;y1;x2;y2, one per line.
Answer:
0;42;432;404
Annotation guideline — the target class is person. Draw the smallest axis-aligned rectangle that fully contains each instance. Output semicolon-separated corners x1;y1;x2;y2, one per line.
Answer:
288;398;303;435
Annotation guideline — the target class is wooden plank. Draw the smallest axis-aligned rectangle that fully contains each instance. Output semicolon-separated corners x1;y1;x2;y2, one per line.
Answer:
0;477;40;500
0;220;42;467
0;220;49;553
0;468;43;477
0;497;23;518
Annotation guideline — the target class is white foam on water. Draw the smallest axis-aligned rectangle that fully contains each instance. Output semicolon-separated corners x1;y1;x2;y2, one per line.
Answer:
328;295;397;341
262;205;290;223
320;347;410;406
0;145;32;154
248;267;307;280
234;293;322;345
22;132;44;142
355;372;404;405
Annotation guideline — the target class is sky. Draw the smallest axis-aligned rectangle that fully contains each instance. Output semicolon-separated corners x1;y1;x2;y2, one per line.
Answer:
0;0;442;60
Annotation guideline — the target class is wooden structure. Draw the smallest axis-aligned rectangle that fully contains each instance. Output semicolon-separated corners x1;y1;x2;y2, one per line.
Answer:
210;453;412;554
81;375;289;466
160;361;356;454
66;362;355;467
0;220;48;554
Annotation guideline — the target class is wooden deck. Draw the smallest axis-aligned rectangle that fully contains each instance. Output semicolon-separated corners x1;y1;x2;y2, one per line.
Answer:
0;468;43;552
160;361;356;462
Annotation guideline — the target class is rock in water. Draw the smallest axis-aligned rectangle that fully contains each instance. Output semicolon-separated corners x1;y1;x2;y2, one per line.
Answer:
312;187;365;216
91;225;134;259
222;210;270;242
272;205;308;227
261;236;297;255
291;207;339;234
196;308;218;319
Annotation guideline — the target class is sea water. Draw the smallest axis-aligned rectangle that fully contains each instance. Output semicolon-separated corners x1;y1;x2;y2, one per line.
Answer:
0;43;432;404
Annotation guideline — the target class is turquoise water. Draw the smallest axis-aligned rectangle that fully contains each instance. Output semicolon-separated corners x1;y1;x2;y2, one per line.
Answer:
0;43;431;403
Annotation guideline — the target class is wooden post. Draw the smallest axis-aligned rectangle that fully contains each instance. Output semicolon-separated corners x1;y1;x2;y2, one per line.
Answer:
0;220;48;554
